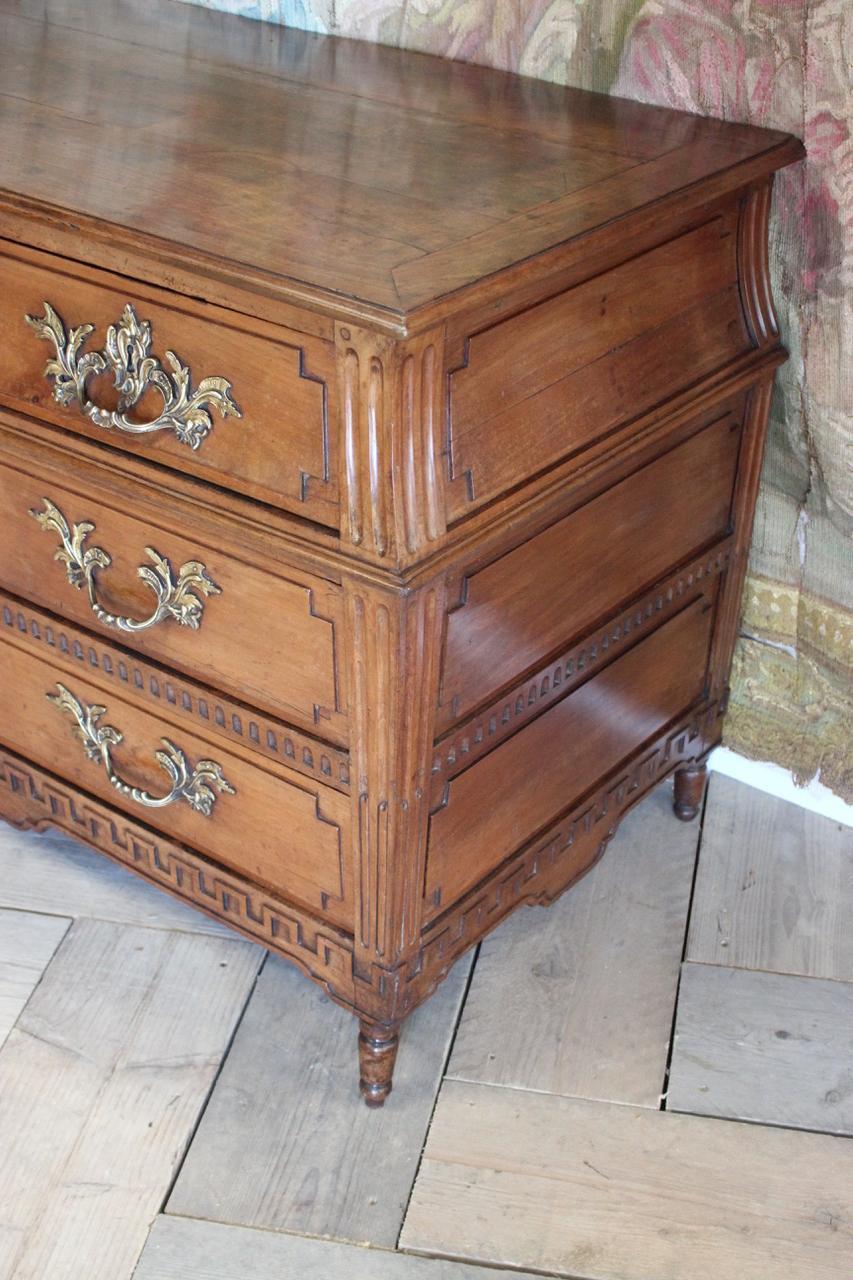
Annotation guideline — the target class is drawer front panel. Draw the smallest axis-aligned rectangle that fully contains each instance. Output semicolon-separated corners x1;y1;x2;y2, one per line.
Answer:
0;247;337;524
447;207;747;519
426;597;714;917
0;460;347;744
439;402;742;730
0;638;353;929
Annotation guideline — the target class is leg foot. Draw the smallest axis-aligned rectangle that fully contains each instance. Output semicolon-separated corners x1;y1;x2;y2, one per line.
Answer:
358;1020;399;1108
673;763;708;822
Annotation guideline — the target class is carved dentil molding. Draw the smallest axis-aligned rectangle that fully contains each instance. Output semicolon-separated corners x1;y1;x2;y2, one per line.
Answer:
0;593;351;791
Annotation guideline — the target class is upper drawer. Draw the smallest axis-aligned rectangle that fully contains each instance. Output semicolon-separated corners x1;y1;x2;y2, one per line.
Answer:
0;244;339;526
446;205;749;521
0;456;347;746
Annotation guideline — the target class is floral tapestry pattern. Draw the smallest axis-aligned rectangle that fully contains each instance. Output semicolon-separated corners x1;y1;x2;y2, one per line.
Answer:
181;0;852;799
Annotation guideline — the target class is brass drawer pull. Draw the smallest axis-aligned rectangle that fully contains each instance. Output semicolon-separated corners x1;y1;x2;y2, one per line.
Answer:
25;301;242;451
31;497;220;634
48;682;235;815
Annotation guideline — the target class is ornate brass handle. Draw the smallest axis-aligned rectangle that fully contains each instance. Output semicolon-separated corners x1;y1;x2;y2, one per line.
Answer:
48;683;235;815
25;302;242;450
31;497;220;634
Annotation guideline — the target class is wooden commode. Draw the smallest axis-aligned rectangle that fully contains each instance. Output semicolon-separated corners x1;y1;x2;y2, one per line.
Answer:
0;0;803;1105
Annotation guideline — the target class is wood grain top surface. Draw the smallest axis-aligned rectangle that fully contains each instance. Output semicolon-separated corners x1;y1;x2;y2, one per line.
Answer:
0;0;802;323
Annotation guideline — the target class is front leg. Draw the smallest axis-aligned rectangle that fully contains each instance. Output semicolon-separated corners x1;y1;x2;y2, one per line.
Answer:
673;762;708;821
358;1021;400;1107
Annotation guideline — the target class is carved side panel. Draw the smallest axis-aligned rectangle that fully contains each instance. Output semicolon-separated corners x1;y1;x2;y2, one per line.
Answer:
430;540;733;801
336;323;447;565
445;206;748;521
0;746;357;1010
437;406;744;732
425;595;716;917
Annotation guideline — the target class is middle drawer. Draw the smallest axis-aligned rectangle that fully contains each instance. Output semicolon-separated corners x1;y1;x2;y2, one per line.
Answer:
0;455;347;745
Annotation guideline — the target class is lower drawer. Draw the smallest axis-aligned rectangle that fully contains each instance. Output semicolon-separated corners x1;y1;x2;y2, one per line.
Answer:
424;595;714;918
0;634;353;930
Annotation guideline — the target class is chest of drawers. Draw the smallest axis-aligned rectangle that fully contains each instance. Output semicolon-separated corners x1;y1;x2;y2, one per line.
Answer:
0;0;802;1105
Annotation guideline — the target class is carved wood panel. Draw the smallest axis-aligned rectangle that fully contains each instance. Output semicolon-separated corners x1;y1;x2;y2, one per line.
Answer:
431;541;733;799
426;596;716;917
438;404;744;731
402;700;723;1018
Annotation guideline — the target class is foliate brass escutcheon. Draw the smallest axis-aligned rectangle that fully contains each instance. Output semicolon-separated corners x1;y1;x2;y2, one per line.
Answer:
47;682;235;815
25;301;242;450
30;497;220;633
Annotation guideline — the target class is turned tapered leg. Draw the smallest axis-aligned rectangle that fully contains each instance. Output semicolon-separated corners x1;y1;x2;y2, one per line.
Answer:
673;763;708;821
358;1021;399;1107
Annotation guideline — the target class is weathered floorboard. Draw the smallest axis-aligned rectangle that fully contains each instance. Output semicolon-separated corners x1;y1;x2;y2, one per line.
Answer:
667;961;853;1134
0;824;231;935
0;917;261;1280
448;785;699;1104
135;1214;543;1280
0;906;69;1048
687;775;853;979
168;951;472;1247
401;1079;853;1280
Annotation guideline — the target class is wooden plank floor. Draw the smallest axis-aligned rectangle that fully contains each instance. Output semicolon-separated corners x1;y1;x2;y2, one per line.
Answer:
135;1215;544;1279
0;774;849;1280
167;950;474;1246
0;907;69;1048
687;775;853;979
0;919;261;1280
400;1080;853;1280
667;962;853;1134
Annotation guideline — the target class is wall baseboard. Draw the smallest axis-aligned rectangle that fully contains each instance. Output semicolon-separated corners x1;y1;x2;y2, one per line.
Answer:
708;746;853;828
